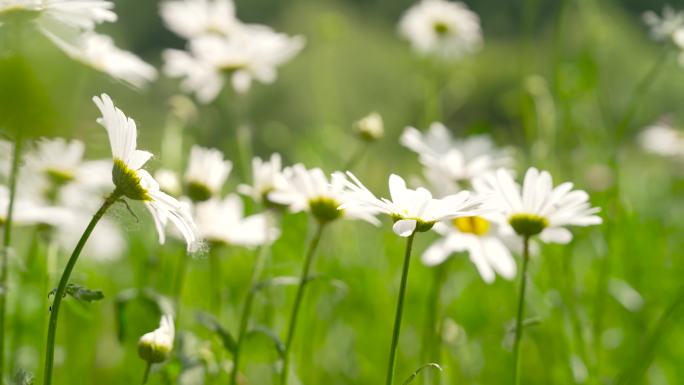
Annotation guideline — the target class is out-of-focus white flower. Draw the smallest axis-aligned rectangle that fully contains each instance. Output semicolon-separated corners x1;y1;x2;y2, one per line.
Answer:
0;139;14;180
160;0;238;39
44;32;157;88
53;210;126;262
138;314;175;364
643;6;684;41
238;153;288;206
163;27;305;102
190;194;279;247
671;29;684;67
474;168;602;243
638;121;684;157
269;164;380;225
155;168;182;196
93;93;199;252
354;112;384;142
0;0;116;30
401;122;512;194
183;145;232;202
0;185;67;226
337;172;482;237
423;216;517;283
398;0;482;60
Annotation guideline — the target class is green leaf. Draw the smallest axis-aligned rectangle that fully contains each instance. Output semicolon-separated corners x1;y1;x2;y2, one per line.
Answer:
246;325;286;359
253;274;348;295
401;363;443;385
50;283;104;303
196;312;237;354
12;369;34;385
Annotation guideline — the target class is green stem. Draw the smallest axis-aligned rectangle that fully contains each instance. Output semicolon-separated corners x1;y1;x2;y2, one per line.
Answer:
280;222;325;385
230;239;271;385
42;191;121;385
343;142;369;171
141;362;152;384
422;262;447;385
385;232;416;385
209;248;222;315
0;135;22;380
512;236;531;385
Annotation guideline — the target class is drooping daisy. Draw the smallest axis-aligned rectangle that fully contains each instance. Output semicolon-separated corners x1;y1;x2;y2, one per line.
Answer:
159;0;239;39
401;122;512;193
93;93;199;251
138;314;175;364
474;168;602;243
183;145;232;202
237;153;288;207
398;0;482;60
353;112;384;142
269;164;379;225
337;172;482;237
423;216;517;283
190;194;279;247
643;6;684;42
163;27;305;101
638;121;684;158
44;32;157;88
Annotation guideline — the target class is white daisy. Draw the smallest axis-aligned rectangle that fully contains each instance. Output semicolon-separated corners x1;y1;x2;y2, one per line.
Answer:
163;26;305;102
474;168;602;243
398;0;482;60
93;93;199;251
336;172;482;237
400;122;512;193
183;145;232;202
138;314;175;364
422;216;517;283
643;6;684;42
0;185;67;226
269;164;380;225
237;153;288;206
43;32;157;89
354;112;384;142
638;121;684;157
191;194;279;247
159;0;239;39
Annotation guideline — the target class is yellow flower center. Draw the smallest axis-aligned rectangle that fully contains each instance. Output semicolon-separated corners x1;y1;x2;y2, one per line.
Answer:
453;216;490;236
112;159;151;201
508;213;548;237
433;21;451;35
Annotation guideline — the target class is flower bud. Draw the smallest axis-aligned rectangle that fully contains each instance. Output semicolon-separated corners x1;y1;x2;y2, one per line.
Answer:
353;112;384;142
138;315;175;364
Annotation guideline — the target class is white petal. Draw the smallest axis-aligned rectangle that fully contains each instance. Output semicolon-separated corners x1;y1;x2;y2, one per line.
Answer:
392;219;417;237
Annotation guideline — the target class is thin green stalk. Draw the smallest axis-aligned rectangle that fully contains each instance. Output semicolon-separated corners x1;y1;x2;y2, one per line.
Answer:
208;248;222;315
141;362;152;384
512;236;531;385
422;262;448;385
230;240;271;385
385;232;416;385
280;222;326;385
43;190;121;385
0;135;22;380
343;142;369;171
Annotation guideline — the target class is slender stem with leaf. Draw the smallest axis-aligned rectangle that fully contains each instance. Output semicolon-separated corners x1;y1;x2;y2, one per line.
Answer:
0;135;22;381
385;232;416;385
512;236;531;385
43;190;121;385
279;221;326;385
231;213;273;385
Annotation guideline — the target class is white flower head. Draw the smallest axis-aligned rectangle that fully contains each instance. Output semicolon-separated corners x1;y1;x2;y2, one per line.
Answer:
24;137;84;185
93;93;199;252
638;121;684;157
183;145;232;202
643;6;684;42
138;314;175;364
163;26;305;102
191;194;279;247
337;172;483;237
237;153;288;207
423;217;517;283
401;122;512;193
0;185;68;226
398;0;482;60
0;0;116;30
160;0;239;39
474;168;602;244
43;32;157;89
354;112;384;142
269;164;380;225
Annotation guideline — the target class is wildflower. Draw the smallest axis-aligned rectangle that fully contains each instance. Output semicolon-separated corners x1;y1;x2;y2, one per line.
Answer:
183;145;232;202
400;123;512;193
638;121;684;157
237;153;288;207
160;0;239;39
398;0;482;60
0;0;116;32
354;112;384;142
190;194;279;247
138;314;175;364
93;93;199;251
423;216;517;283
475;168;601;242
337;172;482;237
269;164;379;225
643;6;684;42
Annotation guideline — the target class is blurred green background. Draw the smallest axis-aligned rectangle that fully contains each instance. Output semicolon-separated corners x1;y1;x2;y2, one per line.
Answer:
3;0;684;384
